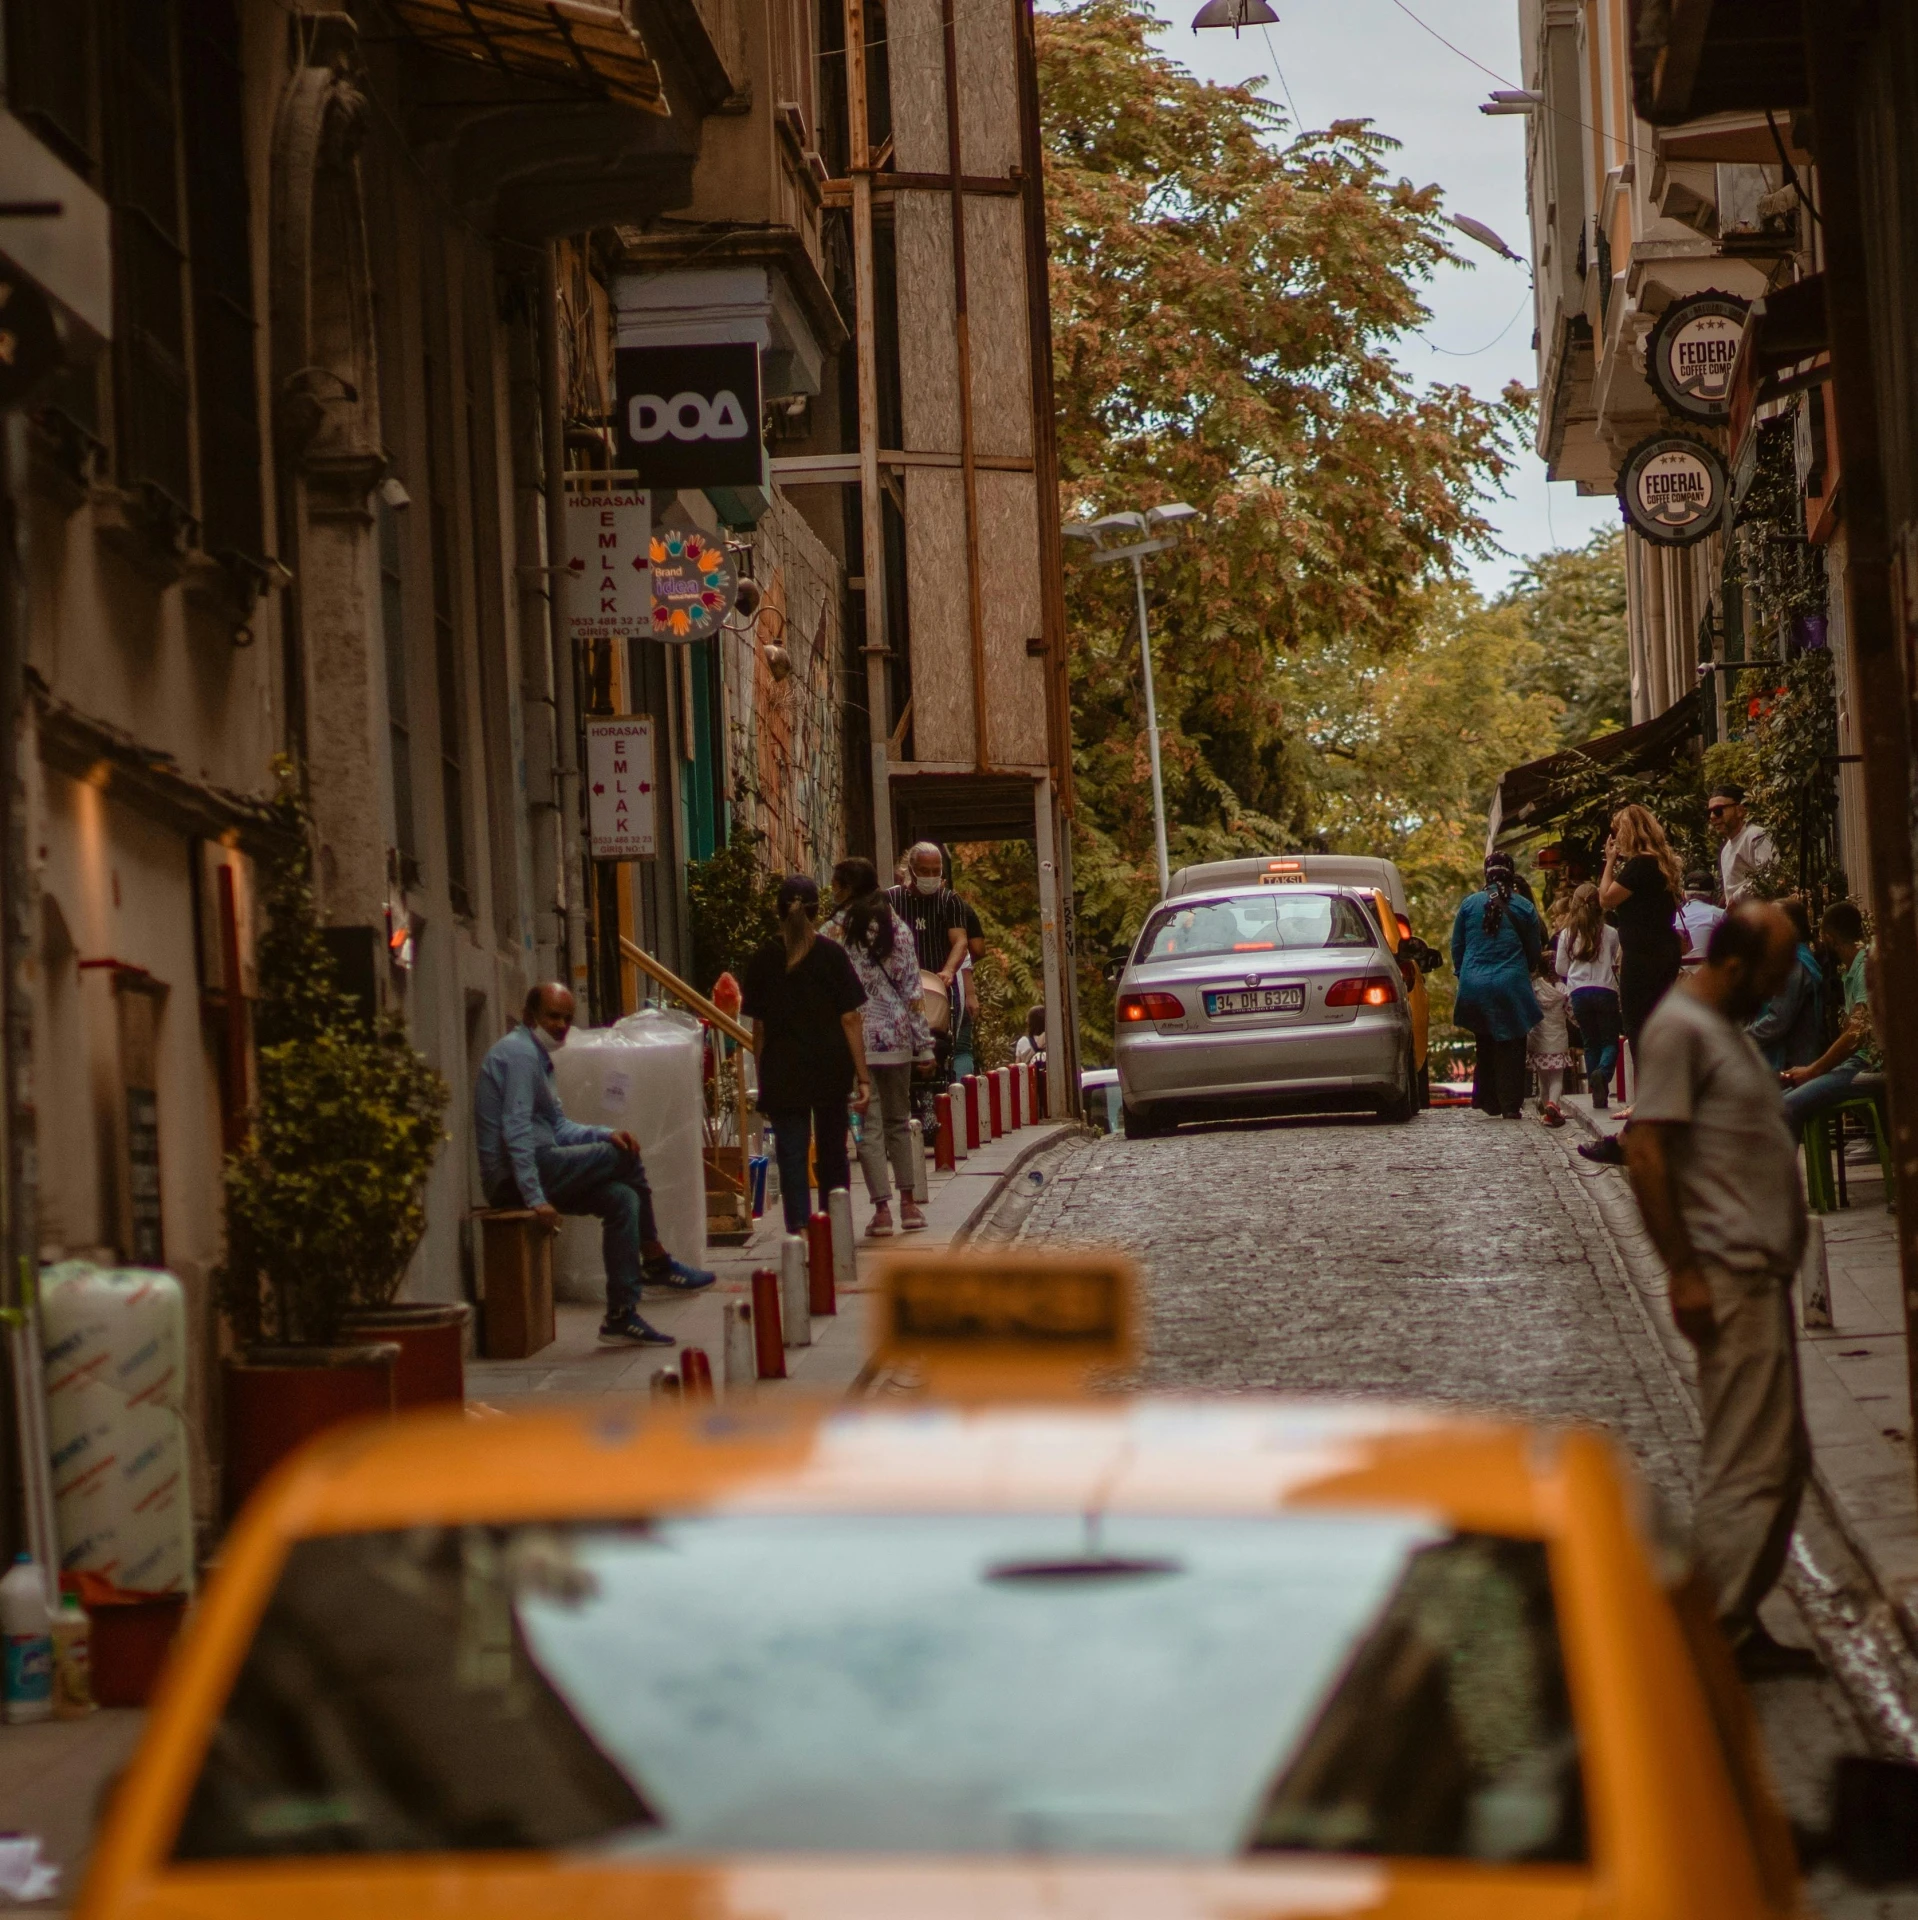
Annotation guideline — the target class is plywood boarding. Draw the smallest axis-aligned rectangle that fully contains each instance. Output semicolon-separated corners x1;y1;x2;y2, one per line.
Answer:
888;0;948;172
895;193;962;451
977;467;1048;765
963;194;1033;460
904;467;976;761
954;0;1021;173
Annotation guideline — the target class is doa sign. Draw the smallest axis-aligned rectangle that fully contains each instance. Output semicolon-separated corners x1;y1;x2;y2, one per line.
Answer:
586;716;657;860
614;342;763;489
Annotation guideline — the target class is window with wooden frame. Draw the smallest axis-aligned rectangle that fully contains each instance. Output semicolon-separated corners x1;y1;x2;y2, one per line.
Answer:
180;0;266;566
102;0;194;521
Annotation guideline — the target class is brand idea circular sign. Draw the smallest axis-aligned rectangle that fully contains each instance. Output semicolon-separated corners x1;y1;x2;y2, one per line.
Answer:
649;526;737;640
1648;293;1748;422
1619;435;1728;547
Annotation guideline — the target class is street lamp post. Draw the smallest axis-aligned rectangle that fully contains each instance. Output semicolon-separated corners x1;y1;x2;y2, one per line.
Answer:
1064;503;1200;900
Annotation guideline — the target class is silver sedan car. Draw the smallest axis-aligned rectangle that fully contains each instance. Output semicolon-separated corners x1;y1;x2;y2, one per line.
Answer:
1112;885;1417;1137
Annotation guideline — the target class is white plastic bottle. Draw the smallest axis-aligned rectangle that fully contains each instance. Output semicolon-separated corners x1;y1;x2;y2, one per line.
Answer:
52;1591;94;1719
1;1553;53;1724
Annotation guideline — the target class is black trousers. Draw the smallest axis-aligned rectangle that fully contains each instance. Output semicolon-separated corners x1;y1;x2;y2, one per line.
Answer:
1471;1034;1528;1117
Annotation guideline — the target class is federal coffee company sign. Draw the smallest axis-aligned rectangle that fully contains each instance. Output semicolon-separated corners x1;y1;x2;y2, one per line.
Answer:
1618;434;1729;547
1647;293;1748;422
614;342;764;489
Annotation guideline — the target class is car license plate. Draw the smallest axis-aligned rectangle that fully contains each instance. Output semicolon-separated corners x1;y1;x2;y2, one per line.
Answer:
1205;986;1305;1016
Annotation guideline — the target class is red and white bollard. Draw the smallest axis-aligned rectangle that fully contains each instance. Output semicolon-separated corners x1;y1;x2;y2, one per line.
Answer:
807;1210;837;1317
1033;1059;1047;1119
963;1074;982;1150
680;1346;714;1399
1007;1063;1023;1129
779;1234;812;1348
750;1269;787;1380
934;1091;958;1171
987;1067;1005;1137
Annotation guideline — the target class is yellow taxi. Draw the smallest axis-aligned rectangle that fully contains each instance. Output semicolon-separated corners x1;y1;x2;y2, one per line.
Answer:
78;1253;1841;1920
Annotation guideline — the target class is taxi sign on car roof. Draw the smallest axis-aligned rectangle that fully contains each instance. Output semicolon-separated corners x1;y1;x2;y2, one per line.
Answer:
872;1250;1138;1397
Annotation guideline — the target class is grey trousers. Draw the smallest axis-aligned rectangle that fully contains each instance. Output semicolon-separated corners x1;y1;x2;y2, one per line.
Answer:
855;1062;918;1205
1692;1261;1810;1641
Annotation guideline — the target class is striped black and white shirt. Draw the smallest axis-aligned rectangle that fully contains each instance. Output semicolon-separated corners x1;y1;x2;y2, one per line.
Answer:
886;883;975;975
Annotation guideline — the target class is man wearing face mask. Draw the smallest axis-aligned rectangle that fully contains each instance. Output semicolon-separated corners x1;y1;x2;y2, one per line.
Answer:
886;841;974;990
474;983;715;1348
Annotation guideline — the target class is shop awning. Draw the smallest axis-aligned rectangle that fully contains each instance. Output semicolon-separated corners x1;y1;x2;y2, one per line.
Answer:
1488;695;1702;848
383;0;668;116
1628;0;1807;125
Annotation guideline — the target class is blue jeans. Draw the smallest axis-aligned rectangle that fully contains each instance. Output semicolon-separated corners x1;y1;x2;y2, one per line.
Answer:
488;1141;659;1320
1570;988;1621;1094
950;1008;976;1083
1783;1055;1869;1133
766;1102;852;1234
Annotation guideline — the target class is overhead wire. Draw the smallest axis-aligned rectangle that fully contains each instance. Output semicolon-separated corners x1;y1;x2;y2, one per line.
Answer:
1417;291;1532;358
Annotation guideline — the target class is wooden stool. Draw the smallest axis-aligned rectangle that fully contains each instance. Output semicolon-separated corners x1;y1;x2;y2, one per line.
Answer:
475;1209;556;1358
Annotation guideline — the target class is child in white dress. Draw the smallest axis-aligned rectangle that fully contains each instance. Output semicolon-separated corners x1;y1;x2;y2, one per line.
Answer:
1527;954;1575;1126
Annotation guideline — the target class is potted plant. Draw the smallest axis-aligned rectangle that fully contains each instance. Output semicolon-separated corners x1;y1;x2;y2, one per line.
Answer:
216;767;449;1519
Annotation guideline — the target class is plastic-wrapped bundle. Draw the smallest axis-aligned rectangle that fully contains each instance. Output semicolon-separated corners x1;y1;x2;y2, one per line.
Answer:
40;1264;194;1597
550;1011;708;1305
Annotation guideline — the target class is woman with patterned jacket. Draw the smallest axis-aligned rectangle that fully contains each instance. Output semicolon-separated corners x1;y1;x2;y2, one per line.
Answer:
824;857;935;1235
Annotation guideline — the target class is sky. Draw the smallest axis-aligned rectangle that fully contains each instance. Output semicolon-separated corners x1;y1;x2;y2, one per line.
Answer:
1156;0;1619;596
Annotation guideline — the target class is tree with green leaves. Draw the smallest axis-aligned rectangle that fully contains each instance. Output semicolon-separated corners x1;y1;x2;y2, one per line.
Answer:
1502;527;1632;746
958;2;1531;1064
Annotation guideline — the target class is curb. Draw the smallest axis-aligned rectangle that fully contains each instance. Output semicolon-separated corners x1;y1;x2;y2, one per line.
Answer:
1551;1096;1918;1749
951;1124;1094;1246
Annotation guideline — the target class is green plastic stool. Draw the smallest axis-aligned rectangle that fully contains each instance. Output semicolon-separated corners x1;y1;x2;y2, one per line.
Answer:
1804;1093;1893;1213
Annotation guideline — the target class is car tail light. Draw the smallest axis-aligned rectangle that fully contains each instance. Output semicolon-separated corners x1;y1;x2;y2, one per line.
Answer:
1325;976;1396;1008
1118;991;1186;1023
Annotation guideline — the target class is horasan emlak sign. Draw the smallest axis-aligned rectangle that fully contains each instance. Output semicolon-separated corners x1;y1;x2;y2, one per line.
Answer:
1618;434;1729;547
586;716;656;860
564;479;651;640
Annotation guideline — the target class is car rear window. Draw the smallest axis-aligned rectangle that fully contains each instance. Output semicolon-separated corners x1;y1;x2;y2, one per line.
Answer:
1138;893;1378;963
172;1516;1583;1866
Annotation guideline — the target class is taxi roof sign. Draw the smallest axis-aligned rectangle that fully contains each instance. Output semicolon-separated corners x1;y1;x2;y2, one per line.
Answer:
872;1250;1138;1397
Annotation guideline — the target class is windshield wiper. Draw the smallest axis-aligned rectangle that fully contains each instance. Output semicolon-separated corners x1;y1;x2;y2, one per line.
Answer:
984;1554;1183;1583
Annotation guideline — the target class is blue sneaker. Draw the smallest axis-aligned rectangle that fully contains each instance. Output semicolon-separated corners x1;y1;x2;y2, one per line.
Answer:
599;1313;675;1347
644;1256;717;1293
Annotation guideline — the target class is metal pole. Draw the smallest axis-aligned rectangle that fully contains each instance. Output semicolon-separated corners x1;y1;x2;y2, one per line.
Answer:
1131;551;1171;898
845;0;894;876
540;250;586;995
1802;4;1918;1489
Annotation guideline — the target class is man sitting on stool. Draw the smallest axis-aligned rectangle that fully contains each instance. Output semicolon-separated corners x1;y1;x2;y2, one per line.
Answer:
475;983;715;1348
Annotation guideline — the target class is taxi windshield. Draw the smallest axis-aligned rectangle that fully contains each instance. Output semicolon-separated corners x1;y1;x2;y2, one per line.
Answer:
173;1515;1582;1866
1138;893;1377;963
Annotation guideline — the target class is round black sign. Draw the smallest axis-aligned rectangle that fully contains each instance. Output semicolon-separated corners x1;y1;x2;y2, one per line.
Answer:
1647;293;1748;422
1618;434;1729;547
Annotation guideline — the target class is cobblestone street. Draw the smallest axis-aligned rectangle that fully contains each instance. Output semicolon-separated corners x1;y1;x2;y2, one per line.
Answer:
1002;1107;1918;1915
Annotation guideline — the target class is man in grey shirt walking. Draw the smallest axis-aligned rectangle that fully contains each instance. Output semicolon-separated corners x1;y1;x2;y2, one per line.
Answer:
1625;903;1816;1677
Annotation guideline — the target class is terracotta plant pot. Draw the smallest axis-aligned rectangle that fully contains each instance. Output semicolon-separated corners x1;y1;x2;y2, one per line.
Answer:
339;1303;472;1409
221;1343;399;1522
92;1595;189;1708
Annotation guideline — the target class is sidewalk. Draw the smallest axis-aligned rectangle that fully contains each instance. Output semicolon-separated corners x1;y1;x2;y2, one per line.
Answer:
1561;1090;1918;1651
468;1119;1087;1407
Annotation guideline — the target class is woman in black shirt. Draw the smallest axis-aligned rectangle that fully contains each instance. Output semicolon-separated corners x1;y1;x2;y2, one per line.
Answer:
740;874;872;1233
1598;803;1688;1043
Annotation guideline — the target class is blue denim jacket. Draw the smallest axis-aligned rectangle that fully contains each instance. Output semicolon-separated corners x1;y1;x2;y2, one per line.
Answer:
473;1024;609;1206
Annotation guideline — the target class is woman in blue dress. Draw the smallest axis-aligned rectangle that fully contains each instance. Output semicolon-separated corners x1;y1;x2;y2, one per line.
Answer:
1450;852;1543;1118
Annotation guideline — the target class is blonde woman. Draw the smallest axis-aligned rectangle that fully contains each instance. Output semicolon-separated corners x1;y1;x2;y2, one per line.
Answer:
1598;803;1688;1043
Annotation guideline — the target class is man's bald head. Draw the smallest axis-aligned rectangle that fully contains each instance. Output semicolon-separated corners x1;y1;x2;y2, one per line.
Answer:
523;982;576;1046
1699;901;1796;1021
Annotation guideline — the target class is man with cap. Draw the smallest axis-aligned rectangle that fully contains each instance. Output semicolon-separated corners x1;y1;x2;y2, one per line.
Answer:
1709;784;1775;905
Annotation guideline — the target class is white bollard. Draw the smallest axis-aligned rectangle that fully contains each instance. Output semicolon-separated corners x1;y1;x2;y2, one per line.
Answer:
908;1118;930;1201
827;1186;857;1297
949;1090;968;1161
779;1233;812;1348
1798;1215;1832;1330
721;1299;757;1395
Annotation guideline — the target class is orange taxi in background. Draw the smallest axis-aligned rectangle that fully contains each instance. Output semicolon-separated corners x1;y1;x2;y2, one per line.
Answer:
77;1253;1912;1920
